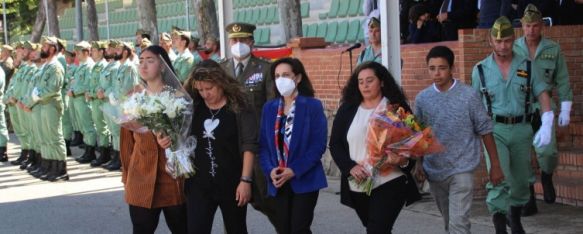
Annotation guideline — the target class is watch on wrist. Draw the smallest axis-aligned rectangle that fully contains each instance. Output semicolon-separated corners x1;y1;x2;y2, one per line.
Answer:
240;176;253;184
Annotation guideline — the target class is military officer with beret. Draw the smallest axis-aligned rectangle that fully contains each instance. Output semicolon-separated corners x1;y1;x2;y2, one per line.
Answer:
220;21;277;229
99;39;122;170
5;42;30;164
513;4;574;216
70;41;98;163
471;16;552;234
171;30;196;83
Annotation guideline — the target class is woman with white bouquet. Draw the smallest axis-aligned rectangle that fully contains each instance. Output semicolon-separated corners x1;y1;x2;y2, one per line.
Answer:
119;45;188;234
158;60;257;234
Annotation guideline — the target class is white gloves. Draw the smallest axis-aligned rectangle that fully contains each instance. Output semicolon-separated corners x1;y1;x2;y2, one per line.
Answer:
558;101;572;127
31;87;40;102
533;111;554;148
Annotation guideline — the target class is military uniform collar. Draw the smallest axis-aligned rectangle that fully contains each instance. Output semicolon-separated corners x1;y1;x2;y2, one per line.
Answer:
517;36;555;59
179;48;193;58
233;56;251;69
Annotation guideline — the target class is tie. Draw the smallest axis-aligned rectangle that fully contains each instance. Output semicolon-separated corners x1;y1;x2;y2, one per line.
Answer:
440;0;451;13
236;62;244;77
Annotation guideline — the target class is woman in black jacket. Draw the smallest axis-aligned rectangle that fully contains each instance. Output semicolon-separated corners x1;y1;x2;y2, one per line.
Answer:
329;62;421;234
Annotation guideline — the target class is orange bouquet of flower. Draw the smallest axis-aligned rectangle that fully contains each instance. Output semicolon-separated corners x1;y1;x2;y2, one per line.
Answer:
351;103;443;195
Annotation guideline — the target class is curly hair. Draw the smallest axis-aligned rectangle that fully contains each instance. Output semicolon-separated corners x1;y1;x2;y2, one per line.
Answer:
341;61;411;112
184;60;248;113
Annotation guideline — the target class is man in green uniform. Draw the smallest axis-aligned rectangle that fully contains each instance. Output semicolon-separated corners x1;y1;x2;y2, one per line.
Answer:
70;41;98;163
99;39;121;170
471;17;553;234
220;22;277;230
0;54;8;162
56;39;74;155
64;51;81;148
86;41;112;167
6;42;30;165
357;17;382;65
171;30;196;83
159;32;177;62
103;41;138;171
513;4;574;216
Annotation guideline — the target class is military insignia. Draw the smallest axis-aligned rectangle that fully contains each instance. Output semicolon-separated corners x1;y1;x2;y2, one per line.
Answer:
233;24;241;33
517;70;529;78
245;73;263;87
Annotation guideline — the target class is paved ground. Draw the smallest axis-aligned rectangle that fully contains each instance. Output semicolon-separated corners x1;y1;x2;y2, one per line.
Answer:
1;135;582;234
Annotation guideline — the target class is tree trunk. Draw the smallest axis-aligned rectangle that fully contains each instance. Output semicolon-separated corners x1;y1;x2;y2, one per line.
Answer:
46;0;61;37
193;0;219;43
86;0;99;41
136;0;159;44
30;0;47;43
278;0;302;42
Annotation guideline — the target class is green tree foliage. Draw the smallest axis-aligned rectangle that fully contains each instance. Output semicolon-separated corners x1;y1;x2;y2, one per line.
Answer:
0;0;39;42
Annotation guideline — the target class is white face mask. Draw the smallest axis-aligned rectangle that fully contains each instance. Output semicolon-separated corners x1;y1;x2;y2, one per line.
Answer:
275;77;296;97
230;42;251;58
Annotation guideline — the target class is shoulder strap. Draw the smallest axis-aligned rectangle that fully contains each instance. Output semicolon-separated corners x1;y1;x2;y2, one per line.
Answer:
477;64;492;117
524;60;532;118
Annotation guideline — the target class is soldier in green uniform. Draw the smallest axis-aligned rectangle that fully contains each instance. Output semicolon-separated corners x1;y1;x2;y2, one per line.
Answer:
99;39;121;169
171;30;196;83
189;34;203;64
85;41;112;167
220;22;277;229
69;41;98;163
357;17;382;65
103;41;138;171
471;17;553;234
62;50;77;155
6;41;30;165
0;54;8;162
513;4;574;216
56;38;73;155
135;29;150;56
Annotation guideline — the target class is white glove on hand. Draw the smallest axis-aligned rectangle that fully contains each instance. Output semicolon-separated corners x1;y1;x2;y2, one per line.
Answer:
31;87;40;102
558;101;572;127
533;111;554;148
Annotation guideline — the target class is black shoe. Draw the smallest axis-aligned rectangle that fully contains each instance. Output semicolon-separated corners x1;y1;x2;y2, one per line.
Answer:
541;171;556;204
40;160;56;181
65;140;72;156
104;151;120;171
47;160;69;182
0;147;7;162
11;149;28;165
508;206;526;234
91;146;111;167
493;212;508;234
32;158;50;178
522;184;538;216
76;146;96;163
19;150;35;170
26;151;41;172
70;131;83;146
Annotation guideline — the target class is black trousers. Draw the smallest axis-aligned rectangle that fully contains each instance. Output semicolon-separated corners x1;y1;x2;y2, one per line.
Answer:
274;184;319;234
350;176;407;234
186;183;248;234
128;204;187;234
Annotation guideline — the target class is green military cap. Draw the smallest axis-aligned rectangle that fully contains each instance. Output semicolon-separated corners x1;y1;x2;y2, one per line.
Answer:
74;41;91;51
57;38;67;48
225;22;256;39
108;39;122;48
64;50;75;57
171;26;184;34
136;28;150;36
191;34;200;44
140;38;152;49
41;36;59;45
521;4;542;23
172;30;191;39
24;41;42;51
2;45;13;51
160;32;172;42
91;41;108;49
368;17;380;29
121;41;135;50
12;41;24;49
490;16;514;40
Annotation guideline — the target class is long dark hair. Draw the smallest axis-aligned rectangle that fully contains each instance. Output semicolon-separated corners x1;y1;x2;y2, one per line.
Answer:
269;57;315;98
184;60;248;113
341;61;411;112
141;45;177;75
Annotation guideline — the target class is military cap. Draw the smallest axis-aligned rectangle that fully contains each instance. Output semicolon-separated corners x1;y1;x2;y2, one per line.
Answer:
108;39;122;48
57;38;67;48
368;17;380;28
121;41;135;50
24;41;42;51
91;41;108;49
490;16;514;40
74;41;92;51
12;41;25;49
225;22;256;39
41;36;59;45
136;28;151;36
2;45;13;51
521;4;542;23
191;34;200;44
64;50;76;57
140;38;152;49
172;30;191;39
160;32;172;42
171;26;184;33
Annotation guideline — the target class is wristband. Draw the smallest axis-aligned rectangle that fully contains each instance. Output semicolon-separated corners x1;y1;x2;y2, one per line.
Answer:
240;176;253;184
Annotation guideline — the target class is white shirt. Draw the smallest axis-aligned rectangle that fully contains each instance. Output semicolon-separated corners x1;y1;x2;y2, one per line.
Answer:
347;97;404;192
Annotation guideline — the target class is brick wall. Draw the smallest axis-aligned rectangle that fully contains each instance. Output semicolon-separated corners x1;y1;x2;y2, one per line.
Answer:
292;25;583;206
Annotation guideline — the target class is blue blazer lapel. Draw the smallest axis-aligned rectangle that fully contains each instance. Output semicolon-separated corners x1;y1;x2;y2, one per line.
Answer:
289;96;306;160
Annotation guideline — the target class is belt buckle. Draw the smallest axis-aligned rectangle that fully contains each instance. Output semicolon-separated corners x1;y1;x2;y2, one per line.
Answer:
504;117;514;124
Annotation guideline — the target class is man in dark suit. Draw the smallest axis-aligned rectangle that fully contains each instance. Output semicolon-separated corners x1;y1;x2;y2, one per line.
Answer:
477;0;518;28
431;0;479;40
219;22;277;229
556;0;583;25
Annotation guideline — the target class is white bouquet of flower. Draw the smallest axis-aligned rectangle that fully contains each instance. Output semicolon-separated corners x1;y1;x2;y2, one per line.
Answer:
104;86;197;179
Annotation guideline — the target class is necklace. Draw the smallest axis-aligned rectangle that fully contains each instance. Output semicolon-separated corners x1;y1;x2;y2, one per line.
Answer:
209;106;223;120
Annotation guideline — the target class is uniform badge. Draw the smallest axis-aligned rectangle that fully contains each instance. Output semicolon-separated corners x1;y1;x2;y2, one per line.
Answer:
245;73;263;87
517;70;529;78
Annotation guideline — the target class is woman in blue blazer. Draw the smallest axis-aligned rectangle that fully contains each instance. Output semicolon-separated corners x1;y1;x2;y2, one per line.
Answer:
259;58;328;234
